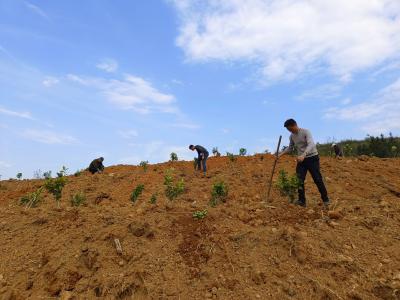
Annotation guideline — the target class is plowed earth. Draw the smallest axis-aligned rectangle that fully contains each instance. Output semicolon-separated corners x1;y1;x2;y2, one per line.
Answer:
0;155;400;299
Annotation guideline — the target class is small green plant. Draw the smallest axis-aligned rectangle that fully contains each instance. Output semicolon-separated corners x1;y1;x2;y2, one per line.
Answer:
276;170;302;203
70;192;86;207
210;181;228;207
57;166;68;178
139;161;149;172
74;169;83;177
170;152;178;162
44;176;67;208
193;157;199;170
19;187;44;208
226;152;236;162
43;171;52;179
164;169;185;200
149;193;157;204
16;173;22;180
193;209;208;220
130;184;145;203
239;148;247;156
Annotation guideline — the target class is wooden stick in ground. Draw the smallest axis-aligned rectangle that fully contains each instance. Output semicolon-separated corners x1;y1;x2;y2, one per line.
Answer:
265;135;282;202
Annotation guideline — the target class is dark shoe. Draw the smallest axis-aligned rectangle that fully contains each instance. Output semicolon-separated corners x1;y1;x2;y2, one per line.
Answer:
323;201;330;210
294;201;306;207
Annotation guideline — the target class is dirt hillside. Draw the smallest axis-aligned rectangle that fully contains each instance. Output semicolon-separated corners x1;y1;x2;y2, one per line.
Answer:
0;155;399;300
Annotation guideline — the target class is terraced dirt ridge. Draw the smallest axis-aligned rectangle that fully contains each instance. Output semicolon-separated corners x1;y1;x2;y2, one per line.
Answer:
0;155;399;299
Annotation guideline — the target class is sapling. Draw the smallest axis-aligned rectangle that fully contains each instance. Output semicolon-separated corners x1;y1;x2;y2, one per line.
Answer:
164;169;185;200
44;176;67;208
57;166;68;178
239;148;247;156
212;147;221;157
19;187;44;208
130;184;145;203
70;192;86;207
74;170;83;177
226;152;236;162
170;152;178;162
193;157;199;170
193;209;208;220
276;170;302;203
139;161;149;172
16;173;22;180
150;193;157;204
210;181;228;207
43;171;52;179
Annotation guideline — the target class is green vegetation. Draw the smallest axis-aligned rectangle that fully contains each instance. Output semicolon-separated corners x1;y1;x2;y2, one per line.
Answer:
210;180;228;207
44;167;68;208
164;169;185;200
193;157;199;170
57;166;68;178
16;173;22;180
239;148;247;156
193;209;208;220
70;192;86;207
139;161;149;172
130;184;145;203
43;171;52;179
276;170;302;203
170;152;178;162
19;187;44;208
74;169;83;177
226;152;236;162
317;133;400;158
150;193;157;204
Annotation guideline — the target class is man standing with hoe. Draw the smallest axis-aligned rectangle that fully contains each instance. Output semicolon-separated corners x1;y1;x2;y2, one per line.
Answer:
278;119;330;208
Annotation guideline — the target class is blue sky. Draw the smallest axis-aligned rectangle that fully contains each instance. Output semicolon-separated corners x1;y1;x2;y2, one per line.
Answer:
1;0;400;179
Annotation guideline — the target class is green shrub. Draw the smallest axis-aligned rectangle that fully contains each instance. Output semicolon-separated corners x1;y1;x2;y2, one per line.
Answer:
226;152;236;162
170;152;178;162
276;170;302;203
239;148;247;156
19;187;43;208
193;157;199;170
70;192;86;207
130;184;145;203
74;170;83;177
193;209;208;220
16;173;22;180
57;166;68;178
43;171;52;179
44;176;67;208
164;169;185;200
210;181;228;207
150;193;157;204
139;161;149;172
212;147;221;157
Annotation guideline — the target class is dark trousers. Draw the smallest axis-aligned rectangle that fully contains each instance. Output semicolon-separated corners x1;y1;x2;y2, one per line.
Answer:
197;155;208;173
296;155;329;204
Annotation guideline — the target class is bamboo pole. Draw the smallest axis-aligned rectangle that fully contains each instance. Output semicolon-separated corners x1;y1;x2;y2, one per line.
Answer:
265;135;282;202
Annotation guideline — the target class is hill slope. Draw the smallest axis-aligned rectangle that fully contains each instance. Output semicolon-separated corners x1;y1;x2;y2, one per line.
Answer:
0;155;400;299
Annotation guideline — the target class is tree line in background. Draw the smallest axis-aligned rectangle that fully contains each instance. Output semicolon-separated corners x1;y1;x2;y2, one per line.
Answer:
317;133;400;158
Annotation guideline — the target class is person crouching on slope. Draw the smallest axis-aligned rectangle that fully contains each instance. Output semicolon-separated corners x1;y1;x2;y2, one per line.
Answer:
189;145;209;175
88;157;105;174
278;119;330;208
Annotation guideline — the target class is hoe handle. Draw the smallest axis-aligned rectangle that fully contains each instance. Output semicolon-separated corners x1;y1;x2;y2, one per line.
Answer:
266;135;282;202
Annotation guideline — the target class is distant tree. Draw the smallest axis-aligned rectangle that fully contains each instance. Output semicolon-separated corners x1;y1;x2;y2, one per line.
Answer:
170;152;178;162
239;148;247;156
16;173;22;180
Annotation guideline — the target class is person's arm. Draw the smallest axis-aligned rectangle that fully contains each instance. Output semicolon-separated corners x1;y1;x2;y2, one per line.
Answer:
303;130;316;157
279;136;294;157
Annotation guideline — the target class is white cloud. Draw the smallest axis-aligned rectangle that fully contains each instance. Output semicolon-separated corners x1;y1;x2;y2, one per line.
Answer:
24;1;48;19
0;106;34;120
171;122;200;129
118;129;139;139
296;83;342;101
171;0;400;82
325;77;400;134
96;58;119;73
22;129;77;144
42;76;59;87
67;74;177;114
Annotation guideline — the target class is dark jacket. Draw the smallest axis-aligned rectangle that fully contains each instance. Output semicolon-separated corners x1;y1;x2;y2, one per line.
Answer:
88;158;104;174
194;145;209;159
333;145;343;157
